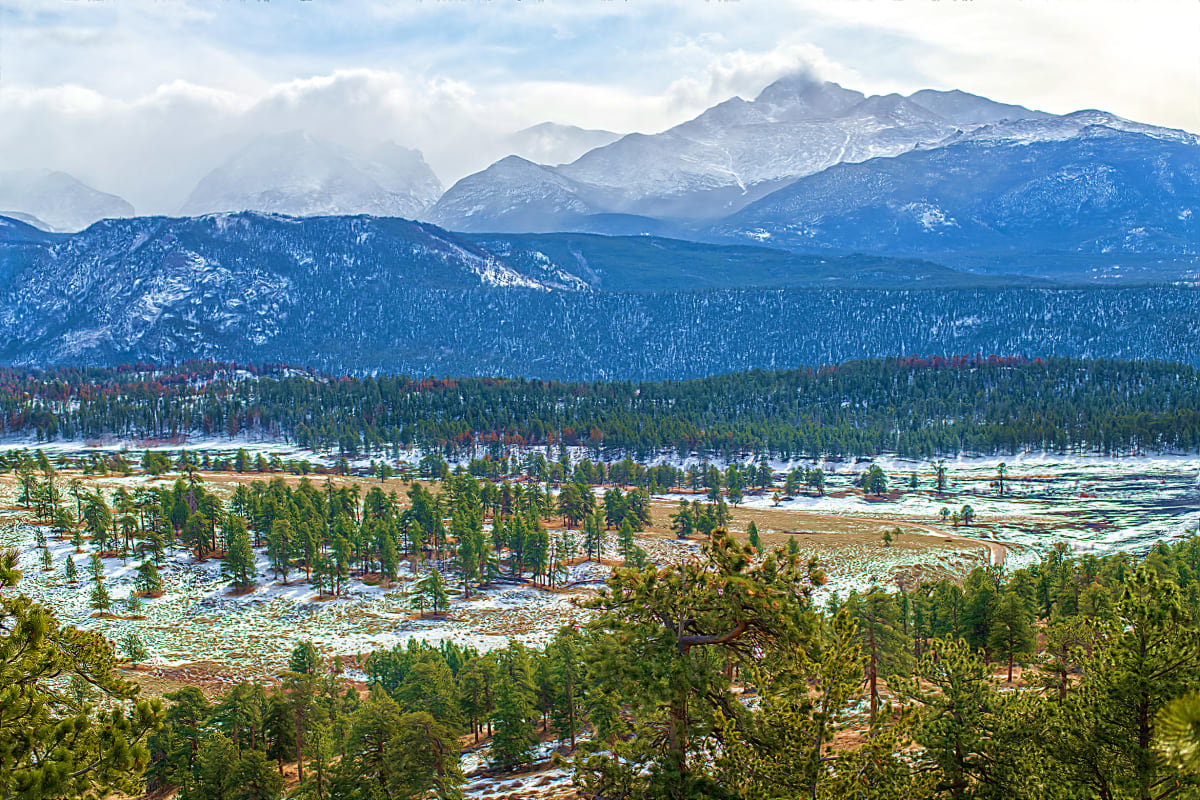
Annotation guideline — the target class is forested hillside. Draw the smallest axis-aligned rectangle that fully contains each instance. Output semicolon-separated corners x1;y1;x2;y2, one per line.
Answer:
3;213;1199;379
4;357;1200;458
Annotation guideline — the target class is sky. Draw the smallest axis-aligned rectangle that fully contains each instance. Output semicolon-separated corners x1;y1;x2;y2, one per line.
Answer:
1;0;1197;213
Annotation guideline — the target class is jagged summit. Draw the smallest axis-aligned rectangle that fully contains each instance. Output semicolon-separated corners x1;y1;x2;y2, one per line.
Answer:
752;76;867;121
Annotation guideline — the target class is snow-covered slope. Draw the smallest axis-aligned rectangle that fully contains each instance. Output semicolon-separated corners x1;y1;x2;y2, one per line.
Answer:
0;211;55;231
502;123;622;167
716;125;1200;257
906;89;1050;126
429;77;1037;230
0;169;134;231
428;156;605;233
430;76;1200;245
180;132;443;219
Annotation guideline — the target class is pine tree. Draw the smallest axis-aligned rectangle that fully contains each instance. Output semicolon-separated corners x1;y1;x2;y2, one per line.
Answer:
414;568;449;615
136;560;164;596
223;515;256;589
230;749;284;800
1044;566;1200;798
89;551;105;582
617;519;635;562
900;637;1006;798
0;580;166;797
1156;692;1200;775
385;712;465;799
846;589;912;723
747;521;761;553
548;629;584;748
584;509;606;561
90;580;112;612
573;532;824;797
268;518;292;583
988;591;1035;682
490;673;537;771
122;632;149;666
343;687;402;793
289;640;322;675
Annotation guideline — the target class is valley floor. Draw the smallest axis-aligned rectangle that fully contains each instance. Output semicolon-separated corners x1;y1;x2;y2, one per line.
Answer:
2;449;1197;798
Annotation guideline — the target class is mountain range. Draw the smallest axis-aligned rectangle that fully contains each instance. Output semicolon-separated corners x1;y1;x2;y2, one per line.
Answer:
428;77;1200;269
1;211;1195;378
427;78;1054;231
4;75;1198;267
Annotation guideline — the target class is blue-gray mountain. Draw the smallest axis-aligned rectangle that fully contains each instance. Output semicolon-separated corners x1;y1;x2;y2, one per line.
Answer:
714;119;1200;262
0;211;1198;378
429;76;1200;268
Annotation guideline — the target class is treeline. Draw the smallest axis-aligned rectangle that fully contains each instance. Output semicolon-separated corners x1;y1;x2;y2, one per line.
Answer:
5;356;1200;459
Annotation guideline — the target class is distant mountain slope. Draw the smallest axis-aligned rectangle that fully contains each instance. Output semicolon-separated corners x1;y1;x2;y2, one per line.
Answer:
465;231;1036;291
715;125;1200;258
0;211;1052;368
180;132;443;219
503;123;622;167
0;169;134;232
428;156;605;233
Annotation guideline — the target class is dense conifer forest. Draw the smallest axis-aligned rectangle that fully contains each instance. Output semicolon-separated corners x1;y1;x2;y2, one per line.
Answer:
3;356;1200;458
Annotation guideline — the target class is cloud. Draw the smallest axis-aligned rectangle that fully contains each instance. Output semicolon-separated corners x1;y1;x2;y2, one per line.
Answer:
663;40;864;110
0;0;1195;215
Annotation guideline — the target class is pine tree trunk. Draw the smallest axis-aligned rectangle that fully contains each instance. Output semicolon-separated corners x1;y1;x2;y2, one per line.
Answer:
295;710;304;782
868;626;879;723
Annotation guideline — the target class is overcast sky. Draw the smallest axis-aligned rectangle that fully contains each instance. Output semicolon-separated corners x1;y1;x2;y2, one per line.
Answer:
1;0;1197;213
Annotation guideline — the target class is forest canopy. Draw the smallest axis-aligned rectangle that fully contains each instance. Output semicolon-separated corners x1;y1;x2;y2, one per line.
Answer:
2;356;1199;459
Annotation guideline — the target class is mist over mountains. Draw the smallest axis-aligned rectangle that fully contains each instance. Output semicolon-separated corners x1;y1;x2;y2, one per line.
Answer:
3;75;1197;262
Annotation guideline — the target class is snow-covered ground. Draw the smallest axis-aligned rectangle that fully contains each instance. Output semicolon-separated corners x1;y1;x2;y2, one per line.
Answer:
0;510;602;676
2;450;1195;679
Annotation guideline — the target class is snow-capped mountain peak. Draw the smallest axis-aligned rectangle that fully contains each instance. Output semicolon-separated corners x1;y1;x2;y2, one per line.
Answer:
752;76;866;121
428;77;1199;235
502;123;622;167
179;131;443;219
0;169;134;232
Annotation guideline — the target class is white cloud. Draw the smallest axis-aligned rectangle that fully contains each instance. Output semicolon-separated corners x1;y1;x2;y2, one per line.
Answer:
664;41;847;109
0;0;1194;214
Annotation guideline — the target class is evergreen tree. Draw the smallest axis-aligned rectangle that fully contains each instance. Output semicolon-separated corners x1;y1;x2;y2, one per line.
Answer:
122;632;149;666
386;712;465;799
0;559;164;798
747;521;761;553
490;672;538;771
988;591;1036;682
846;589;912;723
414;568;450;615
136;560;164;595
289;640;323;675
223;515;256;589
1043;566;1200;799
91;579;113;611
